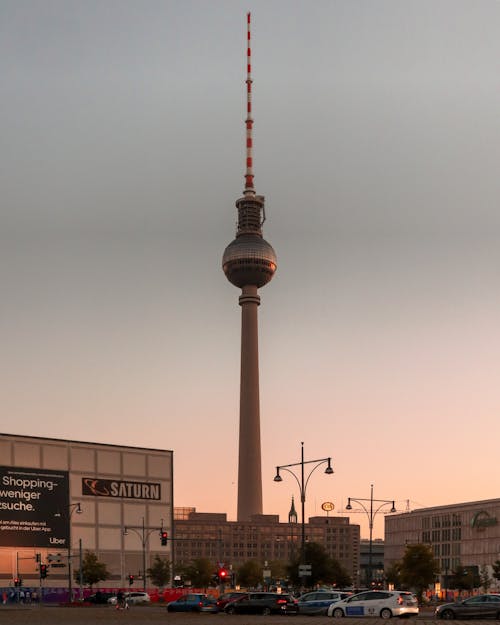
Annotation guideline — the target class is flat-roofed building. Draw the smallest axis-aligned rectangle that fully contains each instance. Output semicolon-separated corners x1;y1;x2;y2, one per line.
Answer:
385;499;500;591
173;508;360;583
0;433;173;595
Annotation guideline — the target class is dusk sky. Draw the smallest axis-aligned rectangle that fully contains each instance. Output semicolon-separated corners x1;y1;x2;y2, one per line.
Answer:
2;0;499;539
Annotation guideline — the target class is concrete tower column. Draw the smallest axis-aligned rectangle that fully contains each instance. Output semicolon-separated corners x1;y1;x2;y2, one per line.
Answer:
237;285;262;521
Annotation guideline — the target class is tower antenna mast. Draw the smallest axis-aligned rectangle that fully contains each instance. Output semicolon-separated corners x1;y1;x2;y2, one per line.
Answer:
245;12;255;196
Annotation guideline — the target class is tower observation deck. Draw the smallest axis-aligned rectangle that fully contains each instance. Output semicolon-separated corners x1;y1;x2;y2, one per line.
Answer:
222;13;277;522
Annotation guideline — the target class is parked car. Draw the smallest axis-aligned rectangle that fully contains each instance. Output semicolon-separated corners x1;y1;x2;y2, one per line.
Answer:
223;592;299;615
297;590;351;615
327;590;419;618
167;593;218;612
108;591;150;605
216;591;247;610
86;591;115;604
436;594;500;619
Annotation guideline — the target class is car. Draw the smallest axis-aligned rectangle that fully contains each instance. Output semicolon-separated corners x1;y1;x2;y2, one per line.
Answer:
327;590;419;619
223;592;299;615
216;591;247;610
436;594;500;619
86;591;115;604
108;591;151;605
297;590;351;615
167;593;218;612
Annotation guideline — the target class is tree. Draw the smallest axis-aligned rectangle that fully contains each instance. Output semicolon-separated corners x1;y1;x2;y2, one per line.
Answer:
480;564;492;593
73;550;110;589
237;560;263;588
179;558;213;589
287;542;351;588
147;555;171;588
451;565;471;591
399;544;440;602
492;560;500;583
385;561;402;588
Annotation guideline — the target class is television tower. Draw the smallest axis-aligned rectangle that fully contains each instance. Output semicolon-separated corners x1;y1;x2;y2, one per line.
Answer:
222;13;277;522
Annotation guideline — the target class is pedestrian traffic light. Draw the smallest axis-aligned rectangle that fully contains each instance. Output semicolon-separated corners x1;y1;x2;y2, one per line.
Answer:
14;577;20;587
40;564;48;579
160;530;168;546
128;574;134;586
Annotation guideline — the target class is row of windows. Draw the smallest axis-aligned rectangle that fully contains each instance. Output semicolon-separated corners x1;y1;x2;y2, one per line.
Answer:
422;514;462;529
422;528;461;543
432;543;461;557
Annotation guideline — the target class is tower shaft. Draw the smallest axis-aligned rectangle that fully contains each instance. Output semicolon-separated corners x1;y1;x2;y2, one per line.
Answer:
237;285;262;521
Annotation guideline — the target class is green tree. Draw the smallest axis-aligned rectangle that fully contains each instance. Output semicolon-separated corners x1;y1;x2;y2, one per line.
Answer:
399;544;440;602
73;550;111;589
268;560;288;585
287;542;351;588
385;561;402;588
451;565;470;591
180;558;214;589
492;560;500;583
147;555;171;588
237;560;263;588
480;564;492;593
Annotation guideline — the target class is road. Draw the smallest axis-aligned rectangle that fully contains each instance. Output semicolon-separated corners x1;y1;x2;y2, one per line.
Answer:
0;605;467;625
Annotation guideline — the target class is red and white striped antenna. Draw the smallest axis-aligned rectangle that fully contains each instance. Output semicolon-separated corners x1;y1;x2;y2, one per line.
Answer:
244;12;255;196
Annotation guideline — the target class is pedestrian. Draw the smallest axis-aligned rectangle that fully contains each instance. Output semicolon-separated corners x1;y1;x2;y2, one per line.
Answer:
116;590;124;610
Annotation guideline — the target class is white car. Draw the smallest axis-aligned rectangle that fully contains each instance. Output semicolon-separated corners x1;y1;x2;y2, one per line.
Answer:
108;591;151;605
327;590;419;619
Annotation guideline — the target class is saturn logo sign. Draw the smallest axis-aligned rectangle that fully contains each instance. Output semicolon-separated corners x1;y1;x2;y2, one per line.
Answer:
82;478;161;500
471;510;498;530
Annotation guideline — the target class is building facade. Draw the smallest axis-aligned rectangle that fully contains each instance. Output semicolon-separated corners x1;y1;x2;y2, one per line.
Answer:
173;508;360;584
385;499;500;590
0;433;173;593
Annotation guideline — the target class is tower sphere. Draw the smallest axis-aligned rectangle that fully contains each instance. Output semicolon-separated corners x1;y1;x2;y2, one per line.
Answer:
222;234;277;289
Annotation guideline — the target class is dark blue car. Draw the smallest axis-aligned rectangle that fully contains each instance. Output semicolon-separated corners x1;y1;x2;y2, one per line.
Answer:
167;593;218;612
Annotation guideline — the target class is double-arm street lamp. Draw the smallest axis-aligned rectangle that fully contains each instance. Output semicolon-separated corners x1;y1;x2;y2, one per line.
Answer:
274;442;334;568
54;502;82;602
345;484;396;587
123;518;164;592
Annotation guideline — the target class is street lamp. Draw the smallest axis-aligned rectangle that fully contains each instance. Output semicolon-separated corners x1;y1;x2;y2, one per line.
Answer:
123;518;164;592
54;502;83;602
273;442;334;580
345;484;396;588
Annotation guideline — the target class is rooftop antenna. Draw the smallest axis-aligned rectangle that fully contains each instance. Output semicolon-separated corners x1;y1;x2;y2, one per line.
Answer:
244;12;255;197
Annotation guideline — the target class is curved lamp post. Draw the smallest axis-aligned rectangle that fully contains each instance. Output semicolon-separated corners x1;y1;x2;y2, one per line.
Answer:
273;442;334;579
123;518;164;592
345;484;396;587
54;502;82;601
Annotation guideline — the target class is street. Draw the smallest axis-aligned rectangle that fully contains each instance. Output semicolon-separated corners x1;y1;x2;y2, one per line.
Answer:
0;604;462;625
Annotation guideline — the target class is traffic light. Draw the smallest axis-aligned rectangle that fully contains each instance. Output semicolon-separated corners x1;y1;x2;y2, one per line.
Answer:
14;578;20;587
40;564;48;579
128;574;134;586
160;531;168;546
218;568;227;582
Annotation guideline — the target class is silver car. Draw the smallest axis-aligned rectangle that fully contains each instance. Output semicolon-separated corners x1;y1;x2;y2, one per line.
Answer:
298;590;351;615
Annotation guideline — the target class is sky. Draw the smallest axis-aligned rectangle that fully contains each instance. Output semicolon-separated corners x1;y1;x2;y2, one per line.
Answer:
1;0;499;540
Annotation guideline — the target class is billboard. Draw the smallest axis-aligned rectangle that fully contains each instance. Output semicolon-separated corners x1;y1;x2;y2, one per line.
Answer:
0;465;70;548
